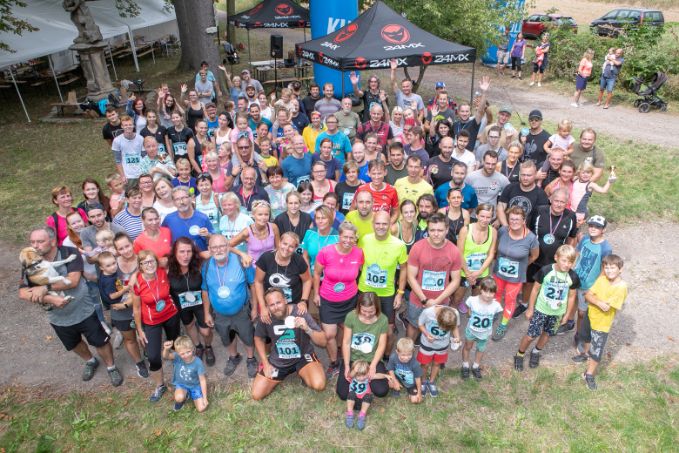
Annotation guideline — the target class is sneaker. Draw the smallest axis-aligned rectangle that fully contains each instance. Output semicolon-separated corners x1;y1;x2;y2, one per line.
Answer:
471;367;482;380
108;367;124;387
391;389;401;397
571;354;588;363
246;357;258;378
571;102;579;108
136;361;149;378
112;329;123;349
513;354;524;372
537;82;542;87
223;354;242;376
356;414;367;430
428;382;439;397
174;400;185;411
149;384;167;402
195;344;205;360
529;81;535;86
82;358;99;381
457;302;468;315
492;323;508;342
461;365;470;380
326;362;340;379
421;379;429;396
512;304;528;319
529;350;541;368
450;339;462;351
556;321;575;335
345;412;354;428
204;346;216;367
583;373;597;390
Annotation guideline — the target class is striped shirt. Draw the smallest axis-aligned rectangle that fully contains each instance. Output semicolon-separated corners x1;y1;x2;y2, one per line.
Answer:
113;208;143;241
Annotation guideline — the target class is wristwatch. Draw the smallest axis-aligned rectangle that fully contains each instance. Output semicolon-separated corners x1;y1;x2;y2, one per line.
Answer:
299;299;308;304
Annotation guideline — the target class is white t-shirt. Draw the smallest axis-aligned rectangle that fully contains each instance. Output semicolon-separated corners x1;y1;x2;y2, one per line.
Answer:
465;296;503;339
112;134;145;179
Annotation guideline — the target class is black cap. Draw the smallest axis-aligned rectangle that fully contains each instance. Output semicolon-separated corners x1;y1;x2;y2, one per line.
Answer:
528;109;542;120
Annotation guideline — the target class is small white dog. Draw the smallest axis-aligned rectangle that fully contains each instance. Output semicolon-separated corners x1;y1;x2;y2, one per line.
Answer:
19;247;77;311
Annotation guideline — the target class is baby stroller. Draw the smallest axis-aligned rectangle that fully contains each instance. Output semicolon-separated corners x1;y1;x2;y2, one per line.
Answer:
631;72;668;113
223;41;240;65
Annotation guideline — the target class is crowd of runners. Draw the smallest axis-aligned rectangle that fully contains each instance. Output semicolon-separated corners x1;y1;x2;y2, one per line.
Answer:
19;57;628;427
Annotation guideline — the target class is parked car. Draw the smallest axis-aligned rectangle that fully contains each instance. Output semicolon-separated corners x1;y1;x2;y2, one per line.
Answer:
522;14;578;39
590;8;664;37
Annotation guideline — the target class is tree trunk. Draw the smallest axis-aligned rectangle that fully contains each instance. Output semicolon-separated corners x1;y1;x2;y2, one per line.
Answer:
227;0;236;43
174;0;220;73
403;65;428;93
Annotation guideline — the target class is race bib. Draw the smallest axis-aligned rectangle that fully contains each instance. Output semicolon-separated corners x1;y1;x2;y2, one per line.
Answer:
395;369;414;386
157;143;167;155
349;379;369;398
350;333;375;354
178;290;202;309
124;155;140;165
342;192;354;211
365;264;387;289
296;175;310;187
544;281;569;310
421;270;446;292
469;313;493;333
427;321;447;338
343;128;352;136
275;340;301;359
497;257;519;279
173;142;187;156
466;252;487;271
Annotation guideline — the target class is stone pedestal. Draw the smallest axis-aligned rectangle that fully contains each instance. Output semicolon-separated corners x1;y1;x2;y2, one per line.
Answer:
70;41;115;100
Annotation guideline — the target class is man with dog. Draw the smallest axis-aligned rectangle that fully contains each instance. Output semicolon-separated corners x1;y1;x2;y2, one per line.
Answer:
18;226;123;386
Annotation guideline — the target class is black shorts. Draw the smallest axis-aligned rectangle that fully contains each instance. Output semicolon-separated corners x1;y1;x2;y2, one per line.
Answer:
526;263;544;283
51;312;109;351
259;352;319;381
179;304;207;329
347;390;374;404
319;294;357;325
112;318;135;332
532;62;546;74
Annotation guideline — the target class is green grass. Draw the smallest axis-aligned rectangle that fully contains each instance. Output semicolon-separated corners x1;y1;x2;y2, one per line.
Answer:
1;359;678;451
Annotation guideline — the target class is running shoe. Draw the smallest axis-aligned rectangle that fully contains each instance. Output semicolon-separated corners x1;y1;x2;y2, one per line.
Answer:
513;304;528;319
174;400;185;411
136;361;149;378
246;357;258;378
326;362;340;379
223;354;242;376
345;412;354;428
556;321;575;335
391;389;401;397
571;103;579;108
513;354;524;372
204;346;216;366
149;384;167;403
108;367;123;387
492;324;508;342
195;344;205;360
529;350;541;368
356;414;367;430
457;302;468;315
82;358;99;381
529;81;535;86
421;379;430;396
461;366;470;380
571;354;588;363
583;373;597;390
471;367;482;380
537;82;542;87
428;382;439;397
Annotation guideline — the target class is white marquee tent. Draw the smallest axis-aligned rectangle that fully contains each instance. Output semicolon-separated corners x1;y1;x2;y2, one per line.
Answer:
0;0;177;121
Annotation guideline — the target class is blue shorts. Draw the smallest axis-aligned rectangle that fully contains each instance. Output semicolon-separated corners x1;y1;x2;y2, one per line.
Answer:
464;326;489;352
599;75;617;93
175;383;203;400
575;74;588;91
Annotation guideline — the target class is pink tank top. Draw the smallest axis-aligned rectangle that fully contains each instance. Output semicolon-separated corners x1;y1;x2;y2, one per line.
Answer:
570;180;589;213
247;223;275;265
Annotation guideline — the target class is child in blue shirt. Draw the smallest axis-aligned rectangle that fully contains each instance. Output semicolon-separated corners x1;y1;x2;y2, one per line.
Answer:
163;335;208;412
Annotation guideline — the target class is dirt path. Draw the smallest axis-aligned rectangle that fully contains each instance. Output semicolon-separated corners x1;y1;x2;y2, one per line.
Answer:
1;221;677;390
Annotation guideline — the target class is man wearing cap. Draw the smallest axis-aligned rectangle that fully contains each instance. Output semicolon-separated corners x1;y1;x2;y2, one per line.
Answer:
522;109;551;166
480;105;516;148
427;81;456;111
241;69;263;94
452;76;490;151
390;59;425;122
569;128;606;182
80;204;127;264
424;88;456;135
314;83;342;121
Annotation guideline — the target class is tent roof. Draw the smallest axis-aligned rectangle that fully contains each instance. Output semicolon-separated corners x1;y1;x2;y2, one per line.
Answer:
229;0;309;29
295;1;475;71
0;0;176;69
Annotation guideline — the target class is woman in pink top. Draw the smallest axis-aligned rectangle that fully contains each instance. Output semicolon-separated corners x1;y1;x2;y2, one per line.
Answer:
229;200;280;268
572;49;595;107
46;185;88;246
313;221;364;377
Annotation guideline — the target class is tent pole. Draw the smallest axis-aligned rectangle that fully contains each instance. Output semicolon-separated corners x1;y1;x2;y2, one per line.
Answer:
48;54;64;103
304;28;307;42
108;44;119;81
247;29;252;68
470;62;475;105
10;69;31;123
128;29;140;72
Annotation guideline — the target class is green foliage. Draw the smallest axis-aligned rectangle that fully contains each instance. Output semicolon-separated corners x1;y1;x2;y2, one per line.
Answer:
0;0;38;53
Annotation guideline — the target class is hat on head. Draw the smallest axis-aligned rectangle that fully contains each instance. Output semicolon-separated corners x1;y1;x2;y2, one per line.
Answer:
435;81;446;89
528;109;543;120
241;69;250;75
587;215;607;228
499;105;512;115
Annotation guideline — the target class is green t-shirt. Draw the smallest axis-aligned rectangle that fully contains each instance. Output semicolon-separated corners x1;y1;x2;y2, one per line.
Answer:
534;264;581;316
345;210;374;241
357;233;408;297
344;310;389;363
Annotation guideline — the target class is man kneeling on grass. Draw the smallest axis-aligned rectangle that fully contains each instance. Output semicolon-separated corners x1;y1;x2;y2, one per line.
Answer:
251;288;327;400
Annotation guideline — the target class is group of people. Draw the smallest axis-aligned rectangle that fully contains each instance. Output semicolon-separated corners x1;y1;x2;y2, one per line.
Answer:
20;58;629;426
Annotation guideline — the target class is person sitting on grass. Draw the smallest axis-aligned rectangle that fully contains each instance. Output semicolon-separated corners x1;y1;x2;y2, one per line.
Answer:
573;254;628;390
461;277;503;380
162;335;208;412
514;245;580;372
417;304;461;394
385;338;423;403
344;360;392;431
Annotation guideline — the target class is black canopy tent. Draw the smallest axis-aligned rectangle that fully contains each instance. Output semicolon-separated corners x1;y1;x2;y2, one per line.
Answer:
229;0;310;65
295;1;477;99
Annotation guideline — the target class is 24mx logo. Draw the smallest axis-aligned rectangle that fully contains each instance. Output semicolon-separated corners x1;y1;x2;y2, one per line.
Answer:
334;23;358;44
381;24;410;44
434;53;471;63
275;3;293;15
366;57;406;68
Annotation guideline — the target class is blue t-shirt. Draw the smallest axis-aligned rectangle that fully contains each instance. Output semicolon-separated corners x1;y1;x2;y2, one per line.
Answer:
282;153;313;187
300;228;339;274
162;210;214;251
575;236;612;290
315;131;351;165
172;355;205;387
434;182;479;210
201;255;253;316
386;351;423;387
311;154;342;180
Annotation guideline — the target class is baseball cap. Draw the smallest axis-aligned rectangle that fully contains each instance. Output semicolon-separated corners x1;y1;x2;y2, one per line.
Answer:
241;69;250;75
499;105;512;115
587;215;607;228
435;81;446;89
528;109;543;120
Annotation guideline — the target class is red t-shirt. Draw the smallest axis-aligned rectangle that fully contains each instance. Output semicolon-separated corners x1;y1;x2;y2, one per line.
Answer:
133;227;172;259
407;239;462;307
133;267;177;325
354;183;399;213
